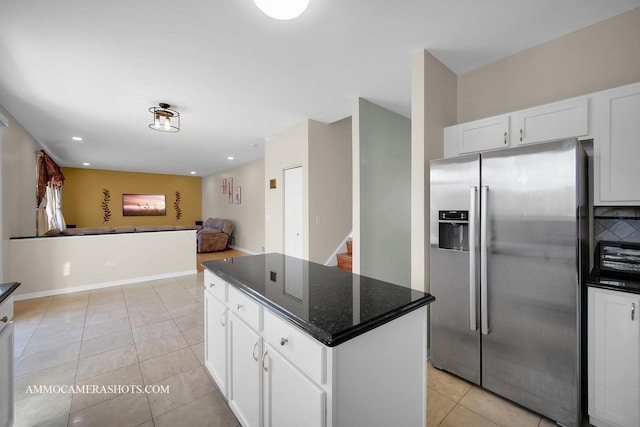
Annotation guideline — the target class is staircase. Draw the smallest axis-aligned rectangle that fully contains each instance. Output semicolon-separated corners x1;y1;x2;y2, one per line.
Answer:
336;240;352;272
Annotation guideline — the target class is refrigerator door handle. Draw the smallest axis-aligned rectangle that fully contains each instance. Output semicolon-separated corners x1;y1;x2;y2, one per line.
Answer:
469;186;478;331
480;185;489;335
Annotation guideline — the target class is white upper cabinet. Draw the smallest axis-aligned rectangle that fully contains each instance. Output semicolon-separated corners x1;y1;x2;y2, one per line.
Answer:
512;97;589;146
593;81;640;205
456;114;510;154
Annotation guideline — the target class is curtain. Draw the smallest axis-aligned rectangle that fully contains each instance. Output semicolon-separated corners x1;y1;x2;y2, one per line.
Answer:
37;151;66;235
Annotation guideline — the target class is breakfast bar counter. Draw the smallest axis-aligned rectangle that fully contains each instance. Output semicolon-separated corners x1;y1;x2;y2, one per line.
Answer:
202;253;434;427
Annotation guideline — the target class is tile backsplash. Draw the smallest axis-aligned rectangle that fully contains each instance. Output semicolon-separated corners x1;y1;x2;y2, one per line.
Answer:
594;207;640;243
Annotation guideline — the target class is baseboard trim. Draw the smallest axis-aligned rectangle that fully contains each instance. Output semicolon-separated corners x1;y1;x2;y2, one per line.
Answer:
13;269;197;301
228;245;260;255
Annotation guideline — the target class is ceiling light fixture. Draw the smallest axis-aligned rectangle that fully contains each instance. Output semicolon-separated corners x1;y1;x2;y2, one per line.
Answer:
82;162;90;166
227;156;235;160
72;136;83;141
253;0;310;20
149;103;180;132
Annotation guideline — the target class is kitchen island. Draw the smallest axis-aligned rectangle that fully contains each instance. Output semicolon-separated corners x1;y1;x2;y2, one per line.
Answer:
202;253;434;427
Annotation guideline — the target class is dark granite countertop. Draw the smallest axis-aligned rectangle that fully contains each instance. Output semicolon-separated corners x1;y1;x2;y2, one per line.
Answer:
202;253;435;347
587;270;640;295
0;282;21;305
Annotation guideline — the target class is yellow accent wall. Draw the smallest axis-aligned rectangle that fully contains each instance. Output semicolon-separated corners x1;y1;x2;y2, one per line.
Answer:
62;168;202;228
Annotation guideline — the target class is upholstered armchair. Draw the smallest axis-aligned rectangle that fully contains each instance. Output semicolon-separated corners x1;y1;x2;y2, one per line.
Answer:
197;217;234;253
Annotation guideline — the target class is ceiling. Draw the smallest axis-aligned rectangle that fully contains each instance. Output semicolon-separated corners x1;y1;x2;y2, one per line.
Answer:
1;1;638;177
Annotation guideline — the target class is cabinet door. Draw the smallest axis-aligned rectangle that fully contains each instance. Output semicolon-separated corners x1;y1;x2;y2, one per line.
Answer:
0;322;14;427
263;344;325;427
457;115;509;154
512;98;588;146
589;288;640;427
594;82;640;204
204;290;227;397
229;314;262;427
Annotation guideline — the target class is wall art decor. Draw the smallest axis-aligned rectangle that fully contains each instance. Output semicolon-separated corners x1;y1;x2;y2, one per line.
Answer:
174;191;182;220
101;188;112;223
122;194;166;216
228;178;233;204
221;178;227;194
234;187;241;204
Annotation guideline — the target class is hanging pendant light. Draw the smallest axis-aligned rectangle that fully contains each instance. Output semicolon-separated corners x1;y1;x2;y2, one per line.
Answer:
149;103;180;132
253;0;310;20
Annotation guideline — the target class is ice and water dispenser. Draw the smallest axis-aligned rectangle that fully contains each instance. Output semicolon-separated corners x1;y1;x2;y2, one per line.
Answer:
438;211;469;251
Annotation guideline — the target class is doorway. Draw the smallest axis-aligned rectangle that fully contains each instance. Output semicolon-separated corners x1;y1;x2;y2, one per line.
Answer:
284;166;303;259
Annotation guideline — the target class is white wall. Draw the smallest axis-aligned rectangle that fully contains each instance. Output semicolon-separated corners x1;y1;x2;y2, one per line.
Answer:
411;51;457;293
308;118;352;264
8;230;196;299
265;118;352;264
265;120;309;256
0;110;7;282
457;7;640;123
353;98;411;288
201;158;265;253
0;105;41;239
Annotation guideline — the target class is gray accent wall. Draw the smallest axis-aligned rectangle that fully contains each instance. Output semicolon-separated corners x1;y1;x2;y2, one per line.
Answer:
357;99;411;287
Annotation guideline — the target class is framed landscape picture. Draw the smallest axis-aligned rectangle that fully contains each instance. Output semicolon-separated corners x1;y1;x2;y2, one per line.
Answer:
122;194;166;216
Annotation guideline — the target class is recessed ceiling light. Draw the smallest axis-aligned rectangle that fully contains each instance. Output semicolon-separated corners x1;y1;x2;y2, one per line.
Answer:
227;156;235;160
72;136;83;141
82;162;90;166
190;171;196;175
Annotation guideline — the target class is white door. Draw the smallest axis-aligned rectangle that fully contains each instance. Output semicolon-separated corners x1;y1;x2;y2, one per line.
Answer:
284;167;303;259
204;290;227;398
228;315;262;427
263;344;325;427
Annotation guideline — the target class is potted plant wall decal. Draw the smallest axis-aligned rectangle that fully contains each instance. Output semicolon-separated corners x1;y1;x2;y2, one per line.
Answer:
174;191;182;220
101;188;111;223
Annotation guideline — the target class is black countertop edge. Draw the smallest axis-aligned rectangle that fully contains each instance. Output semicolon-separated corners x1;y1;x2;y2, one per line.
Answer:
209;266;435;348
0;282;21;305
586;270;640;295
586;280;640;295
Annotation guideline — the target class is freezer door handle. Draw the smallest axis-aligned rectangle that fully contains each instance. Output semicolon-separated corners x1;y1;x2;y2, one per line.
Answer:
469;186;478;331
480;185;489;335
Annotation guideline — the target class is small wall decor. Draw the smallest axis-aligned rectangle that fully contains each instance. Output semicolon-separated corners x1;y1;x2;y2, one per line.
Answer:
228;178;233;203
234;187;241;204
221;178;227;194
101;188;112;223
174;191;182;220
123;194;166;216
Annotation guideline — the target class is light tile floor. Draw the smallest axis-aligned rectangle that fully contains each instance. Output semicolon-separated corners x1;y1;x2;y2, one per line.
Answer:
13;272;577;427
13;273;238;427
427;363;560;426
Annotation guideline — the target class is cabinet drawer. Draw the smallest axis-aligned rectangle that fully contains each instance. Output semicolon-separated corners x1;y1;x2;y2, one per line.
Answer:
0;296;13;334
263;309;325;385
228;286;261;331
204;270;227;303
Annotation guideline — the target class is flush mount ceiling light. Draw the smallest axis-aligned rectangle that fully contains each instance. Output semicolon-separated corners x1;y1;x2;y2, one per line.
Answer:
149;103;180;132
253;0;310;20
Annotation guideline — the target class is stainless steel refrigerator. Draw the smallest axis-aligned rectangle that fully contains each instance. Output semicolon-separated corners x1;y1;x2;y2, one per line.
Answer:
429;139;587;427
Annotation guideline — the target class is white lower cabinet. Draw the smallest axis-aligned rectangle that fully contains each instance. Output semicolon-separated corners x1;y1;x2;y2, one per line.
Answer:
262;343;325;427
588;287;640;427
204;290;227;397
0;296;15;427
229;314;262;427
204;271;428;427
